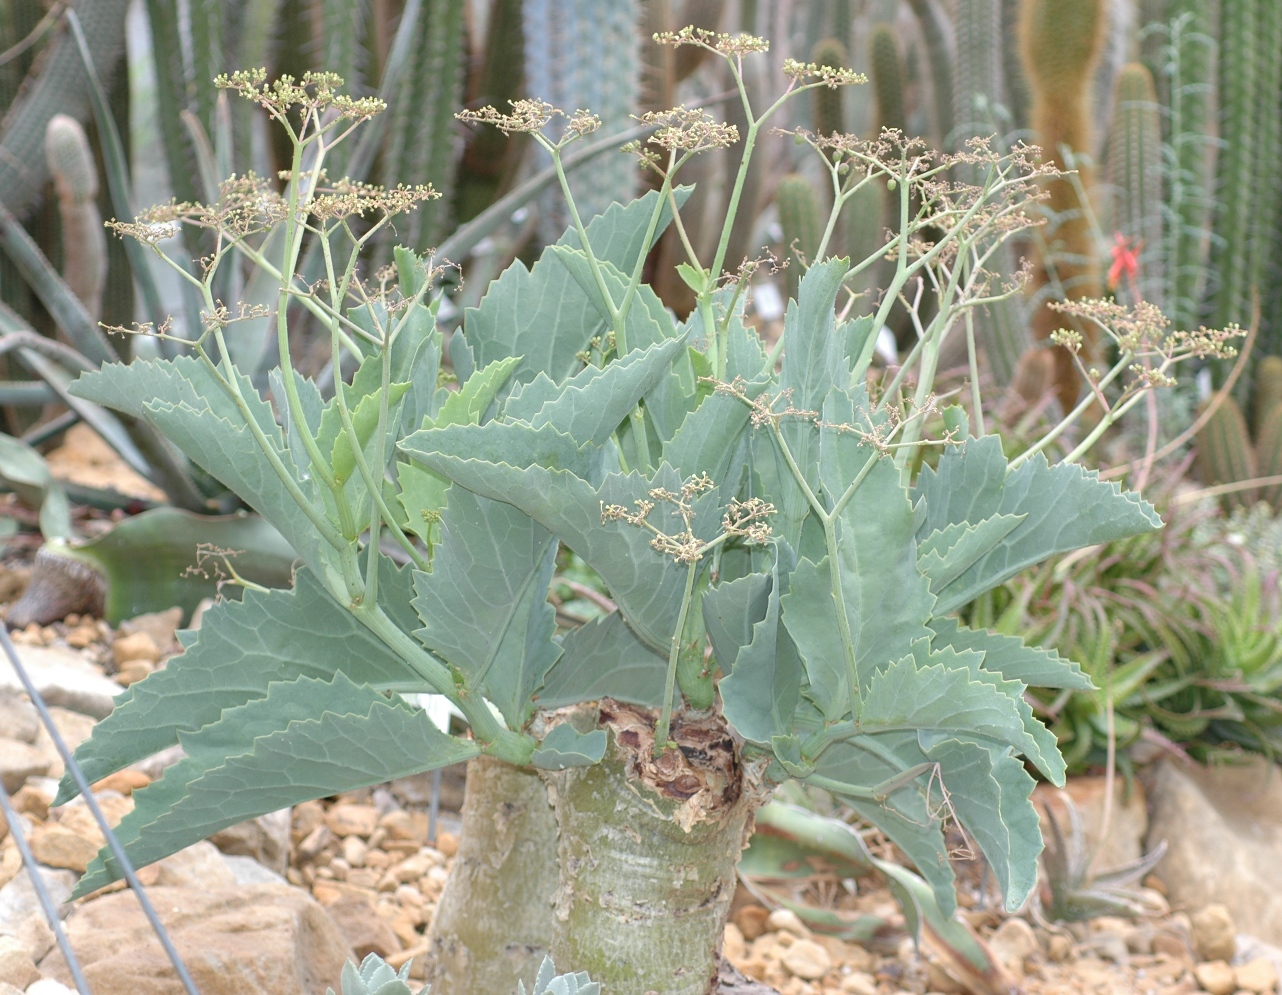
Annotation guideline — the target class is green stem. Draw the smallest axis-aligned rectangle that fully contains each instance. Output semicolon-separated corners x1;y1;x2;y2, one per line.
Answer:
1011;352;1134;468
966;309;984;436
654;559;699;753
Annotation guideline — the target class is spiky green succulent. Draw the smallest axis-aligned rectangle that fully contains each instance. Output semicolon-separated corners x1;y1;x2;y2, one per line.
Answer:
329;954;429;995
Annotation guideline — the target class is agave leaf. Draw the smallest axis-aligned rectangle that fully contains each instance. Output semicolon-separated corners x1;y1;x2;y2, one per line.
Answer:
914;436;1164;613
55;564;419;805
64;508;296;624
412;487;560;729
75;670;478;895
536;611;667;709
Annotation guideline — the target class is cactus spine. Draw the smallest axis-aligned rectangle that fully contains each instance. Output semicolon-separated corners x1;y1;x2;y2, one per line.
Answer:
869;24;906;135
44;115;106;321
1019;0;1106;415
1195;395;1258;510
777;174;823;301
1108;63;1164;309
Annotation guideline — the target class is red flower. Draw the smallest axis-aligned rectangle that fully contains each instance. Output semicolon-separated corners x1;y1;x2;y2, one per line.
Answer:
1108;232;1140;293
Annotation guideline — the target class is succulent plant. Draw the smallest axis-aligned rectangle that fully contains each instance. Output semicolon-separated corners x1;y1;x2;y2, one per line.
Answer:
517;957;601;995
329;953;429;995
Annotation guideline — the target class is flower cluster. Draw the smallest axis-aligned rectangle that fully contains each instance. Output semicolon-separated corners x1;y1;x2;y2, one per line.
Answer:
107;173;287;245
456;99;556;136
309;179;438;222
652;27;769;58
635;106;739;154
781;58;866;87
216;69;384;121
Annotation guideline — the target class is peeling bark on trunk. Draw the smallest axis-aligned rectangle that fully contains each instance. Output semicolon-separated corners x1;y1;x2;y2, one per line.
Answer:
425;754;559;995
546;702;766;995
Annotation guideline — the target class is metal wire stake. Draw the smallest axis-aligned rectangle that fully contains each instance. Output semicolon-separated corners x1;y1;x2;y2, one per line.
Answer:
0;625;201;995
0;782;92;994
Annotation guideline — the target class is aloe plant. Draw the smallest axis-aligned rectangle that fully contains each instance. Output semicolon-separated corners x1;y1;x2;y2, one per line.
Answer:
50;50;1236;995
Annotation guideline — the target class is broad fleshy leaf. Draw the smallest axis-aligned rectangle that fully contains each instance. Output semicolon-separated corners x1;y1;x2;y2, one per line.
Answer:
914;436;1163;613
929;617;1092;690
537;612;667;708
411;487;560;728
530;723;608;770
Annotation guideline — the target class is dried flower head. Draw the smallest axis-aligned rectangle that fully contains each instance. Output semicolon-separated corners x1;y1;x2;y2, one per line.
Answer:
637;106;738;154
108;172;288;245
310;179;438;221
216;69;384;121
653;27;769;58
781;59;867;87
566;110;602;139
457;99;556;135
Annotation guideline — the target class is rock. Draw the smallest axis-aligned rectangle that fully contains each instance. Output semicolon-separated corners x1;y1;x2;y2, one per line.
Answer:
7;911;54;962
31;707;98;781
723;923;746;964
137;842;236;889
0;936;37;989
1148;758;1282;945
1194;961;1237;995
220;854;288;887
0;740;49;793
735;905;770;941
343;836;367;868
989;917;1039;976
26;980;75;995
28;826;98;873
0;645;123;719
1192;905;1238;963
0;985;19;995
116;608;181;654
325;894;402;960
781;939;831;980
1035;777;1148;871
90;770;150;796
1235;958;1279;993
0;695;38;745
115;662;153;686
435;830;458;857
209;808;290;875
0;866;76;936
766;909;810;938
840;972;878;995
325;804;379;839
38;885;353;994
111;632;159;668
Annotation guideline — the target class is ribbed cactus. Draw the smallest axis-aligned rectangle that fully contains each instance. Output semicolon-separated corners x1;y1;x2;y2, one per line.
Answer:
1161;2;1216;334
524;0;641;243
380;0;467;251
776;174;823;301
869;24;906;135
904;0;954;146
1019;0;1106;415
811;37;848;138
1257;404;1282;510
1195;396;1259;511
45;114;106;322
953;0;1003;148
1248;0;1282;357
1107;63;1164;309
1254;356;1282;435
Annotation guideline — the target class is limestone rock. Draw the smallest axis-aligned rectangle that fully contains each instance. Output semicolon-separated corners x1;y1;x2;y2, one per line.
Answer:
1193;960;1236;995
220;853;288;887
111;631;159;667
209;808;290;875
28;826;98;873
0;740;49;793
765;908;810;938
1192;904;1237;963
781;938;830;980
1147;758;1282;946
839;971;877;995
1235;957;1279;994
39;884;354;994
1034;776;1148;870
7;910;54;963
326;804;379;839
989;917;1039;977
31;707;98;780
0;865;76;936
0;645;123;719
0;695;38;745
116;608;181;654
0;984;19;995
325;894;402;960
136;842;236;889
27;980;75;995
0;936;37;989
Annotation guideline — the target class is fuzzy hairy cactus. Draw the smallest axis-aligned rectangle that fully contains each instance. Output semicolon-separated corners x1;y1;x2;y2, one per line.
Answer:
776;174;823;301
1195;395;1259;511
904;0;954;146
518;957;600;995
953;0;1003;147
869;24;906;135
44;114;106;321
1019;0;1106;415
810;37;848;139
1107;63;1163;309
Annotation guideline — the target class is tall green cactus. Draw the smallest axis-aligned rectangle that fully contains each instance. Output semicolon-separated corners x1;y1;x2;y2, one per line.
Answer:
869;24;906;135
1249;0;1282;356
1108;63;1164;310
811;37;848;138
524;0;640;243
953;0;1002;148
776;174;823;301
380;0;467;251
1195;395;1258;510
904;0;954;146
45;115;106;321
1161;3;1216;334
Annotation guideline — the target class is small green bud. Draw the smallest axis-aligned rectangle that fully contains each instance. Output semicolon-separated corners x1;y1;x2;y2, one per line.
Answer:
887;178;897;190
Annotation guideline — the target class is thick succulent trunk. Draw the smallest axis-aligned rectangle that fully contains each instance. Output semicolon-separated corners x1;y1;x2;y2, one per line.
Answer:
425;754;559;995
546;702;764;995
